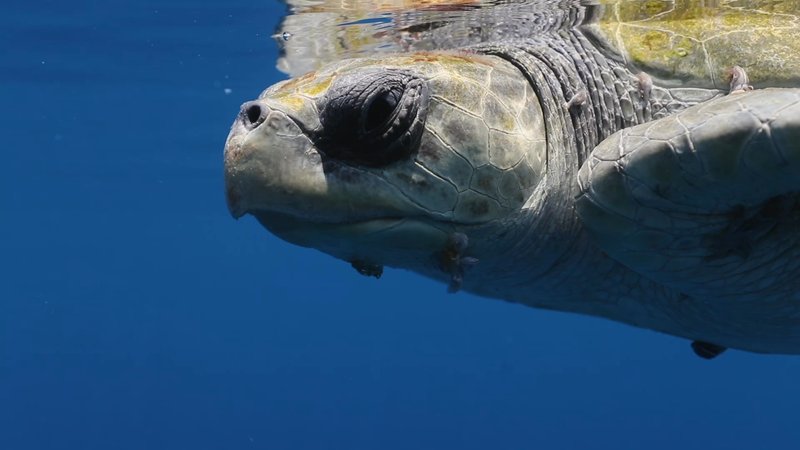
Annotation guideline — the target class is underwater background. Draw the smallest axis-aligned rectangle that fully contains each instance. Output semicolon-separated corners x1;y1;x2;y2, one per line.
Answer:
3;0;800;449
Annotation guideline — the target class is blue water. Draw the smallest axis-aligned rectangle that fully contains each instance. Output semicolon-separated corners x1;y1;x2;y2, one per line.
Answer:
3;1;800;449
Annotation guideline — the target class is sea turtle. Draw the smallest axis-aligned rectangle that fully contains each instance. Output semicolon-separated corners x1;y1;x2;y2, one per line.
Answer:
224;1;800;356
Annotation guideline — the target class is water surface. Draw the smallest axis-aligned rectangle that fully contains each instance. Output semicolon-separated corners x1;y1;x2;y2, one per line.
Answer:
3;1;800;449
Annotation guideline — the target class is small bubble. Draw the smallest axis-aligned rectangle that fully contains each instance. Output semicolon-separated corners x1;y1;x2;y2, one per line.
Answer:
224;88;232;95
282;32;292;41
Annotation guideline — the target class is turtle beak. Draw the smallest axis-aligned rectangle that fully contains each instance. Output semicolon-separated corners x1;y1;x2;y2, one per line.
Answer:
224;99;329;222
224;130;247;219
224;101;272;219
225;185;245;220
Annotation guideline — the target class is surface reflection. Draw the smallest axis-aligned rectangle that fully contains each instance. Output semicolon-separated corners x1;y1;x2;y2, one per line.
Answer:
274;0;800;88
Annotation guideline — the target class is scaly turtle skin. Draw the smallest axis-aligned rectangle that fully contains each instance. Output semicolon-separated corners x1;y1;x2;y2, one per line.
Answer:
225;4;800;355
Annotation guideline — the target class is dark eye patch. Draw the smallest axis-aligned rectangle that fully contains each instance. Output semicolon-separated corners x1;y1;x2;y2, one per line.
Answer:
364;91;399;133
315;69;429;167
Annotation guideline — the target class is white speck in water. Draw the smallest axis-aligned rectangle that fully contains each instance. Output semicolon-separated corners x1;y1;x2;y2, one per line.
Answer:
41;60;46;64
224;88;232;95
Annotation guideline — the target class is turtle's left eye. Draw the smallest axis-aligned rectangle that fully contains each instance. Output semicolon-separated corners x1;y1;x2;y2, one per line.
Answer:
363;90;400;134
315;69;429;167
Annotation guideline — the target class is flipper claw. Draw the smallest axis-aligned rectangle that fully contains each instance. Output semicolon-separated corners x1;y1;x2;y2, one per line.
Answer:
563;91;587;111
636;72;652;104
440;232;479;293
728;65;753;94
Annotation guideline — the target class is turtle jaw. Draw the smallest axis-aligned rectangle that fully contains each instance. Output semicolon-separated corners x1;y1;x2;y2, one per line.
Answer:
223;112;254;219
224;102;324;221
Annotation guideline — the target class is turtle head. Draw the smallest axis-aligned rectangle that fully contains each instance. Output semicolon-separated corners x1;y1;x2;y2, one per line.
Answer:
224;53;546;279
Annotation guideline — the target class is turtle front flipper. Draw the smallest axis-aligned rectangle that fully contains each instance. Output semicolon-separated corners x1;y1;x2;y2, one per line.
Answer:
576;88;800;304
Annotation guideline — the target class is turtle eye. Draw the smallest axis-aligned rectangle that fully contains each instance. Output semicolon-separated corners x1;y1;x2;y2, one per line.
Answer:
363;89;400;133
316;69;429;167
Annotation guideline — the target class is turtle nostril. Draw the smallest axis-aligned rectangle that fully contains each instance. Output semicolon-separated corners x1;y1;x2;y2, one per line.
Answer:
239;102;269;128
245;103;261;124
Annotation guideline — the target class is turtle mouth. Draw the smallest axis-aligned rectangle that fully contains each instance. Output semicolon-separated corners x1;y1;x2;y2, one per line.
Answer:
225;183;246;219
